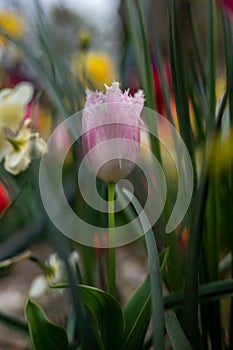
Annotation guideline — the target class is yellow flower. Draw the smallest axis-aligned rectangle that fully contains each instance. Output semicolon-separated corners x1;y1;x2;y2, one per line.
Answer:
0;10;24;45
72;51;117;90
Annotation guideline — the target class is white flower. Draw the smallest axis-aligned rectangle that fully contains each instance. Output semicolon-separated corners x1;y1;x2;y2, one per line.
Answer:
29;252;80;299
3;120;47;175
0;82;34;160
29;275;48;299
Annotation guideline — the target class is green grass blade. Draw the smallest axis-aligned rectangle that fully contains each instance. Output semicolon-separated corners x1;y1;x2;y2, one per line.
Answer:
186;2;207;88
220;10;233;345
220;13;233;347
183;169;209;347
165;311;192;350
207;0;216;130
125;0;162;163
203;177;222;349
123;277;150;345
135;0;156;111
165;279;233;309
168;0;196;186
124;0;146;89
123;188;164;350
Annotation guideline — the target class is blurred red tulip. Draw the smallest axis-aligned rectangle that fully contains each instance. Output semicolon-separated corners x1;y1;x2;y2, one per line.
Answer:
0;182;10;214
222;0;233;14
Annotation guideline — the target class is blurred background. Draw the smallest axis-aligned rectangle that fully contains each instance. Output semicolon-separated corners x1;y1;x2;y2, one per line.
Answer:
0;0;232;349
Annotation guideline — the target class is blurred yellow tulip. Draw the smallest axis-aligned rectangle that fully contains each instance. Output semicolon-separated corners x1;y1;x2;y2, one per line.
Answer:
72;51;117;90
0;10;24;45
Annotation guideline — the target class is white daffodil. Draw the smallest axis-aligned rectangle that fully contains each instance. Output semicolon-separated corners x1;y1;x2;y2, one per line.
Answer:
29;251;80;299
4;120;47;175
0;82;34;160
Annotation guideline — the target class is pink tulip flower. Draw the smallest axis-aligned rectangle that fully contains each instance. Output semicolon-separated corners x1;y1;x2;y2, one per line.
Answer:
82;82;144;183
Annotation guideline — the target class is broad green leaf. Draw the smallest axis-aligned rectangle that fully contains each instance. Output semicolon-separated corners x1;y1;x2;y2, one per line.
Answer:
78;285;124;350
123;277;151;350
53;284;124;350
25;299;69;350
47;229;105;350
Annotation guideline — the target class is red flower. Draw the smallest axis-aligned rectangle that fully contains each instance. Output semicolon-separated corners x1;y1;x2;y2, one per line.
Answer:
221;0;233;14
0;182;10;214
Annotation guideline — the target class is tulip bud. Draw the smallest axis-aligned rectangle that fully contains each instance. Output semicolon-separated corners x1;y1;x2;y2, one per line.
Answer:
82;82;144;183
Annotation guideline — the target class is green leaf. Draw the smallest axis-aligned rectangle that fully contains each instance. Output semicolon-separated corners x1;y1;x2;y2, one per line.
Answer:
122;247;170;350
135;0;156;111
124;0;162;164
78;285;124;350
165;279;233;310
168;0;196;183
123;277;151;350
53;284;124;350
25;299;69;350
123;188;164;350
207;0;216;130
221;2;233;125
124;0;146;96
165;311;192;350
159;247;170;277
186;2;206;88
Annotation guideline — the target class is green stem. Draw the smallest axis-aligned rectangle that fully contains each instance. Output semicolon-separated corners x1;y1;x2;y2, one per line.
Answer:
108;182;115;296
